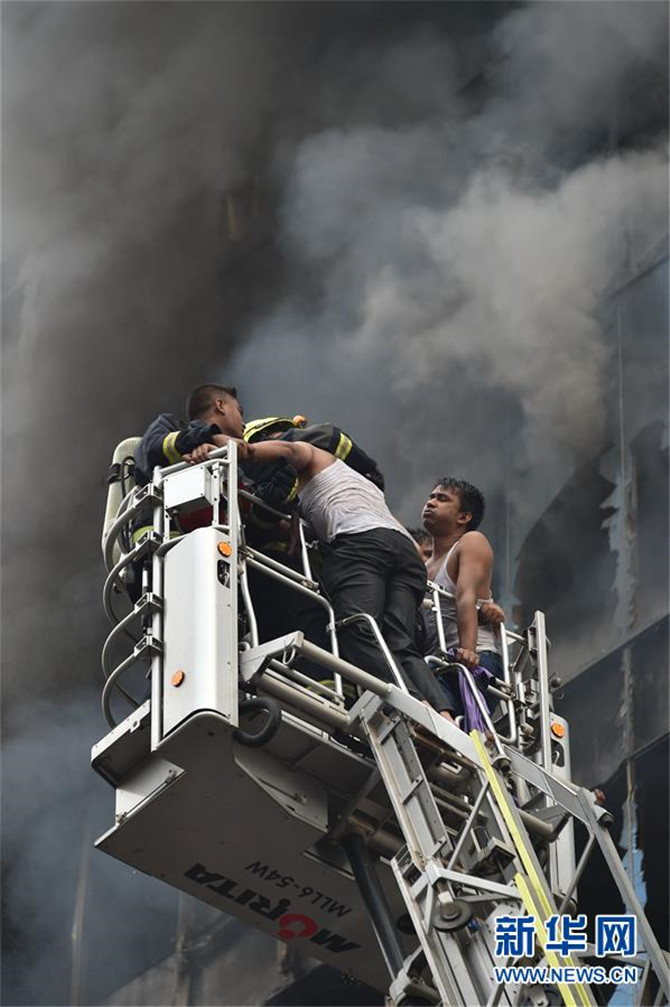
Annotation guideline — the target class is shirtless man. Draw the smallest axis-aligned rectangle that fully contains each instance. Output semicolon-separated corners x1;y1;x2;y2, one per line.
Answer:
189;434;455;720
422;478;503;684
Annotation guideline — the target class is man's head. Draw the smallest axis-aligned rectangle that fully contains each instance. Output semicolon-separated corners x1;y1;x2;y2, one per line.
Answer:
422;477;485;536
408;527;433;561
186;383;244;439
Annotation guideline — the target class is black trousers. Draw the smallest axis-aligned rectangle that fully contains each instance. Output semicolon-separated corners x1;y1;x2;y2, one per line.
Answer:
319;528;451;713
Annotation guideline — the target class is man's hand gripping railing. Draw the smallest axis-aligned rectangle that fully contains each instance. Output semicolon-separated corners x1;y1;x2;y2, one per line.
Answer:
427;582;518;748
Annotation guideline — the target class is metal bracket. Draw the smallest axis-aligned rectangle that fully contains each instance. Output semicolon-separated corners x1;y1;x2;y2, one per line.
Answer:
388;946;440;1006
238;632;305;685
423;861;522;902
133;633;163;660
134;591;163;618
504;746;612;826
465;835;517;875
129;530;163;561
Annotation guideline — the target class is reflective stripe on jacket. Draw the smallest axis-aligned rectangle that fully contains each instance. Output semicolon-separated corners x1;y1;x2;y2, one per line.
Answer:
134;413;221;486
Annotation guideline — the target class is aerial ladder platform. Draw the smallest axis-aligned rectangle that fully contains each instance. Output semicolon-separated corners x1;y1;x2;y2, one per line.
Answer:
94;442;669;1006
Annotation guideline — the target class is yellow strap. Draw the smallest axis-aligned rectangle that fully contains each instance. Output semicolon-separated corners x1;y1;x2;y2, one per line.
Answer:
308;679;357;700
471;732;544;892
260;541;289;553
515;873;583;1007
334;433;353;460
131;525;153;544
132;526;181;544
317;679;357;699
471;733;592;1007
285;477;299;503
162;431;182;464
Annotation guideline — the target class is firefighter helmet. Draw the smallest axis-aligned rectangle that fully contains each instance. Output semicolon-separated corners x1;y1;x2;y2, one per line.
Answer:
243;415;307;443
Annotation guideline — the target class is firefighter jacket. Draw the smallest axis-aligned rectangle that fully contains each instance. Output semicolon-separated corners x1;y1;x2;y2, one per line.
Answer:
133;412;294;550
283;424;384;491
242;424;384;504
134;412;222;487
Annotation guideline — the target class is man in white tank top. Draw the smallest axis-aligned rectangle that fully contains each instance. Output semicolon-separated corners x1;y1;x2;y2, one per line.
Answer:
193;434;455;720
422;478;504;705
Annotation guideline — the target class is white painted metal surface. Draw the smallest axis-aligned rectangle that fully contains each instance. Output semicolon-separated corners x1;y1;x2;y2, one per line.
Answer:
162;528;238;737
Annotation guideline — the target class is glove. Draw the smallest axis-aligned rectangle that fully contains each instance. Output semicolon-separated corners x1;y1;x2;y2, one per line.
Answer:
253;459;299;510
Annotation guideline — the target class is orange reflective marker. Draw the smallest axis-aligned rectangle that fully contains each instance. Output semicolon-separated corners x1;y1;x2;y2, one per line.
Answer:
217;542;233;557
171;670;185;687
550;721;566;739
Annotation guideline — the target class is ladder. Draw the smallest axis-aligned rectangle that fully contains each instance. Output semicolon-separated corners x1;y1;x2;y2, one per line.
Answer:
96;443;669;1007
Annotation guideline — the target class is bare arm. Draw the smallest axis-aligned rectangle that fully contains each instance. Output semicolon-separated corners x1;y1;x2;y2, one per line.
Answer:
205;434;334;481
185;435;315;469
243;438;314;471
454;532;494;668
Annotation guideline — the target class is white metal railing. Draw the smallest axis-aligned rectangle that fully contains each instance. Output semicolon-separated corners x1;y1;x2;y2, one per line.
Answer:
100;446;555;772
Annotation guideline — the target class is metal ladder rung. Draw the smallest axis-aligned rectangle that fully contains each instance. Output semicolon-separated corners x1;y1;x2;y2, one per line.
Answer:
398;777;423;803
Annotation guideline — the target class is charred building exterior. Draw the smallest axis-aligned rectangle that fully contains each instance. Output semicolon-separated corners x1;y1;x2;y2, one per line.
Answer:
515;246;669;963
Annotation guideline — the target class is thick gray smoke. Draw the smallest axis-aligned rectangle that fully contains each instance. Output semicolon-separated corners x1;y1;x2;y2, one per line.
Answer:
3;3;298;440
2;1;333;714
2;3;667;1004
228;1;668;531
1;4;338;1002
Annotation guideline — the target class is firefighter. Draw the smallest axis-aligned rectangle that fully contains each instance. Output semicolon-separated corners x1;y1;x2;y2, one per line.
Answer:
134;385;244;485
133;388;297;526
242;416;385;494
133;389;330;673
240;416;388;693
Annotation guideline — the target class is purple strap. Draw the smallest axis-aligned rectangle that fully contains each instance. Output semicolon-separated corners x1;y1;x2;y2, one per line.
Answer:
446;648;495;734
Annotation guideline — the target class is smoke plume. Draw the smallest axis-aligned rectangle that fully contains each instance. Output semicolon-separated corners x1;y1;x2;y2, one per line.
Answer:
229;1;668;527
1;2;667;1004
